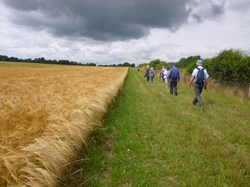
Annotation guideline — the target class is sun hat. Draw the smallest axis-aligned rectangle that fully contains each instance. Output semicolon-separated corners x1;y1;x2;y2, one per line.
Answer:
196;60;203;66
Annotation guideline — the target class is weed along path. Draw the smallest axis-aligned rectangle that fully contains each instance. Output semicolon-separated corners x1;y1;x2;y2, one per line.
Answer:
61;68;250;186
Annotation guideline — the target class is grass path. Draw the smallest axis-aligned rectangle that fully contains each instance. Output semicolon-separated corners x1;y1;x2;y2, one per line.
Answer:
60;68;250;186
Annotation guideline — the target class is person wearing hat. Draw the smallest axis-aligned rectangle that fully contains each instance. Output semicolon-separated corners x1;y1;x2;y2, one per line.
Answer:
149;67;155;83
145;65;150;81
188;60;209;108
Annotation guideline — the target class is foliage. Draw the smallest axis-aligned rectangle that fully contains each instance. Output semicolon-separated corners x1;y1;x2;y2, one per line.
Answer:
117;62;135;67
0;55;135;67
148;59;169;70
0;55;86;66
176;55;200;69
175;49;250;84
137;63;148;68
208;49;250;83
186;58;211;74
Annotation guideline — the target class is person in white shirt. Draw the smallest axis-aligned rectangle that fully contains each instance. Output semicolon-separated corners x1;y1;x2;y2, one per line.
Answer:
188;60;209;108
163;67;169;86
160;66;166;81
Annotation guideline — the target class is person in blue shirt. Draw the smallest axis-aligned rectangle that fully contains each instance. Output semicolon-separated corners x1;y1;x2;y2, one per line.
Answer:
167;64;180;95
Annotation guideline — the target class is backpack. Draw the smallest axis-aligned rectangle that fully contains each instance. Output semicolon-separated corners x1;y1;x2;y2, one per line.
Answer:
149;70;155;77
195;68;205;84
170;68;178;80
159;72;164;78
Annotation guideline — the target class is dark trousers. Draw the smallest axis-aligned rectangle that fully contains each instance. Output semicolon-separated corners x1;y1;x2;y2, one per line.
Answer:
149;76;154;83
170;81;177;94
193;83;204;106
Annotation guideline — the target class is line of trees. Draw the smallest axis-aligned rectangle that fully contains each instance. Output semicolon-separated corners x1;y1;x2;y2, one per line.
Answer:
138;59;170;69
98;62;135;67
0;55;87;66
0;55;135;67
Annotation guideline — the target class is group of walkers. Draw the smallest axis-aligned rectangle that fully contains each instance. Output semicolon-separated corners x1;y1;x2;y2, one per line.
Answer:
144;60;209;108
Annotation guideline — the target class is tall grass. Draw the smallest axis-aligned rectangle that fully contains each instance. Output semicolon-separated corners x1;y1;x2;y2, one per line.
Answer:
180;71;249;100
66;68;250;186
0;62;128;186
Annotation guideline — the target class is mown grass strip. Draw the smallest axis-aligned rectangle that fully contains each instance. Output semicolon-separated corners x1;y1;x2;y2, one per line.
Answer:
59;68;250;187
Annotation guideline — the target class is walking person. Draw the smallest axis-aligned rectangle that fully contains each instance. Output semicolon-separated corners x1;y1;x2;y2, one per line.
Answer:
163;67;170;87
160;66;166;81
167;64;180;95
145;65;150;82
188;60;209;108
149;67;155;83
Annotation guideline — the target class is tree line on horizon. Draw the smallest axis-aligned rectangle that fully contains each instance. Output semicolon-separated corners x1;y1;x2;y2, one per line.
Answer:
0;55;135;67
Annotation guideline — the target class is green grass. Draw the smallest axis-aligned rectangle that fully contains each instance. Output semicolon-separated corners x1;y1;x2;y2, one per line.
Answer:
59;68;250;187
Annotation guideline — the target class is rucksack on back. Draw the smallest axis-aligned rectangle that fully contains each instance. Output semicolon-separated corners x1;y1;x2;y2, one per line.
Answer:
149;70;155;77
195;68;205;84
170;68;178;80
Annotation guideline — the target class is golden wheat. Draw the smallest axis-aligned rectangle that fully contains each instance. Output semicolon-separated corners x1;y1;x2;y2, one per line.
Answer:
0;62;128;186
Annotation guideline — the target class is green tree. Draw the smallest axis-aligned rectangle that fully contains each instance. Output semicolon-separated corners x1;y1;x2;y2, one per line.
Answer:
177;55;200;69
149;59;168;70
209;49;250;83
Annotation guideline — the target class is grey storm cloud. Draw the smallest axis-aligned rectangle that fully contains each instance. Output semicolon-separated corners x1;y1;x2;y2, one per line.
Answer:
3;0;225;41
191;1;225;23
230;0;250;12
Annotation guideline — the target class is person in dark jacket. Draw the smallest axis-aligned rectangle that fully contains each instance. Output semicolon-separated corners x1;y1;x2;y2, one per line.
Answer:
149;67;155;83
167;64;180;95
145;65;150;81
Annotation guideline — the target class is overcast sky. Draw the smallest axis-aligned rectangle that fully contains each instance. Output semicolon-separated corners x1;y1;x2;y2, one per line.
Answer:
0;0;250;65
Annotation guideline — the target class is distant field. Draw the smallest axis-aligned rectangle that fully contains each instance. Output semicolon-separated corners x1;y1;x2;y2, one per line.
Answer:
0;62;128;186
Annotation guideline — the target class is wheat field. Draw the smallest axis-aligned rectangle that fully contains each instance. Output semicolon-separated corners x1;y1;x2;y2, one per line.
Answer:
0;62;128;186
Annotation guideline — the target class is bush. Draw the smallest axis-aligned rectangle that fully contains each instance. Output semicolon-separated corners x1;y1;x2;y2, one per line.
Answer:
177;55;200;70
148;59;168;70
209;49;250;83
181;49;250;84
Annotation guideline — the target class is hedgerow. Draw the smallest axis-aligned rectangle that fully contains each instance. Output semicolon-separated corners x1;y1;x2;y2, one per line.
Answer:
178;49;250;84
